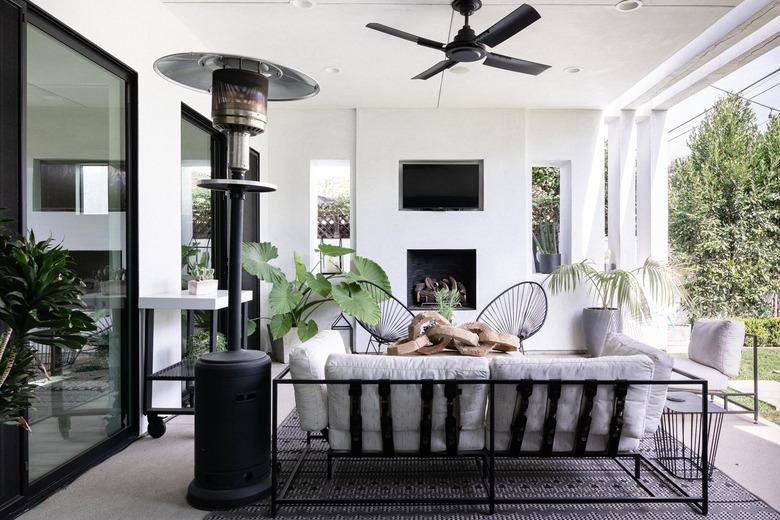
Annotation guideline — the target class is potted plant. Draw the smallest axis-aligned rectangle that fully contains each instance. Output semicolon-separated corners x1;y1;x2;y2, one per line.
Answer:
188;265;218;295
545;258;683;357
0;228;96;430
242;242;389;362
434;288;461;324
534;221;560;274
96;266;126;295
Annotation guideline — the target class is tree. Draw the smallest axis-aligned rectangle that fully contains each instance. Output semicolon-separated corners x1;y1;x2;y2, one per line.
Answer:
669;94;780;318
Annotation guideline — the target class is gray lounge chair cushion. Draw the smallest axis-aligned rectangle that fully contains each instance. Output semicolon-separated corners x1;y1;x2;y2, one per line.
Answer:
689;320;745;377
672;356;729;391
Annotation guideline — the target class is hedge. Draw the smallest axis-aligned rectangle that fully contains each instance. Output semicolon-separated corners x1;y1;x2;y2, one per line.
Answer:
730;317;780;348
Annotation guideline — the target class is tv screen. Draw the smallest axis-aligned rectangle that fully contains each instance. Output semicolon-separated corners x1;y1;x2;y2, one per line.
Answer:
400;161;483;210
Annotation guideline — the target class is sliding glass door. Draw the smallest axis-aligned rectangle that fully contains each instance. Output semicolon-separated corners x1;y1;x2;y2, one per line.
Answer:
0;2;137;514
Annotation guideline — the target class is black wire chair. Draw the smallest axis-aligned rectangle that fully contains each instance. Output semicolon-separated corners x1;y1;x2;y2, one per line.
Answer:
476;281;548;354
354;280;414;354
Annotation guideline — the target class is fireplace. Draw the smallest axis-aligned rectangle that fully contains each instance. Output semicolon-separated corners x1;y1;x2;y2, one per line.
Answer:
406;249;477;310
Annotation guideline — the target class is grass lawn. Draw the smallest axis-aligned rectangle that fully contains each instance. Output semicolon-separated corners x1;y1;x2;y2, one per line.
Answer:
730;347;780;425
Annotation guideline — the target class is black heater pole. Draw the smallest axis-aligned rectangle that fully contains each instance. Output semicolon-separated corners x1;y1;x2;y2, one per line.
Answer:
152;53;319;511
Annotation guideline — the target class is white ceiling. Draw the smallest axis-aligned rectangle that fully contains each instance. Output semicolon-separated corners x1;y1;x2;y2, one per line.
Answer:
164;0;738;109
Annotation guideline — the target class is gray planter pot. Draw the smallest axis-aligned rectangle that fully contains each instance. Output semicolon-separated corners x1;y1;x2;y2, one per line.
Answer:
581;307;622;357
267;325;302;363
536;253;561;274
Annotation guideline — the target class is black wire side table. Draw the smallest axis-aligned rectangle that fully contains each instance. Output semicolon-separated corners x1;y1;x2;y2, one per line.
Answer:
654;391;725;480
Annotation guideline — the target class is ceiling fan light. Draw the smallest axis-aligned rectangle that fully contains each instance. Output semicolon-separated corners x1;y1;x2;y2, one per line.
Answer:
615;0;642;12
449;65;470;74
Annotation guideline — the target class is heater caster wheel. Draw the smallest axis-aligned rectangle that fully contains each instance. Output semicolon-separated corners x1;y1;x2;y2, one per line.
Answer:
148;415;166;438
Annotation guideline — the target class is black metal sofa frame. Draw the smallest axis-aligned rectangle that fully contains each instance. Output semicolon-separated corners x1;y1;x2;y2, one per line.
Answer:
272;368;709;516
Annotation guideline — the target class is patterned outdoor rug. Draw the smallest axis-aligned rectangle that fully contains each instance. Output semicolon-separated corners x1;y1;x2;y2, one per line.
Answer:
205;411;779;520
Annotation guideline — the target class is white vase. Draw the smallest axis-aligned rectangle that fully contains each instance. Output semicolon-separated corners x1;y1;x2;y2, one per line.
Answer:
270;327;303;363
188;279;218;295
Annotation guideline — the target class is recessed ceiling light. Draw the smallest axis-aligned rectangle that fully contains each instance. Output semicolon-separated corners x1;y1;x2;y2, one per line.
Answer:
290;0;315;8
449;65;469;75
323;66;341;74
615;0;642;12
563;66;582;74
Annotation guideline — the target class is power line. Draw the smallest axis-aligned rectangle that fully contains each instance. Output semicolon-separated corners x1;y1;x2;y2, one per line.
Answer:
710;85;780;112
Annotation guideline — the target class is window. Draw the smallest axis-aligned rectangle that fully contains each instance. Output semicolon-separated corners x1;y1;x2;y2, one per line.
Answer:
310;160;351;273
531;165;561;272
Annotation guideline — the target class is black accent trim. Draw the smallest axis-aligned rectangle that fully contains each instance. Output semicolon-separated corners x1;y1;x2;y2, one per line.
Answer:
509;379;533;456
378;381;394;456
348;382;362;455
419;381;434;456
607;380;629;456
541;380;562;456
444;381;461;456
574;380;597;455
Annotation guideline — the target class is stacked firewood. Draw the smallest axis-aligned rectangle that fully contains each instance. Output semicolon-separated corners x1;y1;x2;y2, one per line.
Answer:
387;311;520;357
414;276;467;306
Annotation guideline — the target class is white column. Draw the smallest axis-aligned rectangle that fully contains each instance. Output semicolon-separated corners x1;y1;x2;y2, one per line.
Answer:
636;110;669;262
607;110;637;269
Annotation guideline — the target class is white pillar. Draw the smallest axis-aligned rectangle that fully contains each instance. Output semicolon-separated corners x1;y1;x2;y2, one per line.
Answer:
636;110;669;262
607;110;637;269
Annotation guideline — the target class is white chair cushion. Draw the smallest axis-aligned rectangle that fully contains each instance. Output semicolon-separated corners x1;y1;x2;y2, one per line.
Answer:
688;320;745;377
489;355;653;453
603;333;672;435
325;354;490;453
672;356;729;391
288;330;348;432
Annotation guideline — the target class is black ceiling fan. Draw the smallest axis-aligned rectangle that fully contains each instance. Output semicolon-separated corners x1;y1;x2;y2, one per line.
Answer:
367;0;550;80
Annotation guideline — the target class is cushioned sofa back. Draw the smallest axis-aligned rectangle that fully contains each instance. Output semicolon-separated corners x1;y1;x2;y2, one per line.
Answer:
325;354;490;453
288;330;348;432
490;355;653;453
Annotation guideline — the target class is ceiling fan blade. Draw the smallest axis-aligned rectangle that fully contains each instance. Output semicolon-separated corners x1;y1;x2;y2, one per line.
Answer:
366;23;445;51
412;59;457;80
476;4;541;48
483;53;550;75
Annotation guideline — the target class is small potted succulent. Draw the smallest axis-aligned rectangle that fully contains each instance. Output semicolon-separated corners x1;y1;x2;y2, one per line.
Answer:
97;266;126;296
188;265;218;295
534;222;561;274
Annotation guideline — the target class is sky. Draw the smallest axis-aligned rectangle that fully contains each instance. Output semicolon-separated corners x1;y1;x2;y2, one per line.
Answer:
666;46;780;160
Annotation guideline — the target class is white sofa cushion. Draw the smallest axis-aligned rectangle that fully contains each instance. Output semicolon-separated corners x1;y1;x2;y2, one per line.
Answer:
672;356;729;391
489;355;653;453
688;320;745;377
288;330;348;432
325;354;490;453
603;333;672;435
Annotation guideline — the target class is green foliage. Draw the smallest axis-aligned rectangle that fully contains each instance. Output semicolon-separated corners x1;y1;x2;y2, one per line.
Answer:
185;331;226;361
0;231;96;426
669;95;780;318
434;288;461;323
242;242;390;343
545;258;684;322
730;317;780;348
190;265;214;281
533;221;559;255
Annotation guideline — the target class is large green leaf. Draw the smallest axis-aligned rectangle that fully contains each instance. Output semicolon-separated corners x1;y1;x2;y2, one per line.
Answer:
242;242;285;283
293;251;308;285
297;319;319;342
303;272;332;298
331;282;381;325
346;255;391;294
317;244;355;257
269;313;293;340
269;280;303;315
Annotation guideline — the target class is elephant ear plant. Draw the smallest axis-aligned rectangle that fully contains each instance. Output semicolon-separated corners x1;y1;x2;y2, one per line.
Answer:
545;258;685;355
242;242;390;343
0;228;96;430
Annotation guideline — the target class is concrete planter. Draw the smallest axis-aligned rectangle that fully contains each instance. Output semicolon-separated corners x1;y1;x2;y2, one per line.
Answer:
187;279;218;295
582;307;622;357
268;326;303;363
536;253;561;274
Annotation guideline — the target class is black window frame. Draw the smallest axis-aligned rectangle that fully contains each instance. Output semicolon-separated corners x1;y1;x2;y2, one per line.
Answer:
0;1;139;516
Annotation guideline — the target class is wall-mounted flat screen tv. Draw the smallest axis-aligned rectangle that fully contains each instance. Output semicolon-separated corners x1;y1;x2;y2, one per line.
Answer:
400;160;483;211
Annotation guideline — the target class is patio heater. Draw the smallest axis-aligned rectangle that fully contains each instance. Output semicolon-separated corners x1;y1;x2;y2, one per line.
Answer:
154;53;319;509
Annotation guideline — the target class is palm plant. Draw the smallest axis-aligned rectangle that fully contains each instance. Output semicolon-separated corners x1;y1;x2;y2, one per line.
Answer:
0;230;96;429
242;242;390;343
545;258;685;322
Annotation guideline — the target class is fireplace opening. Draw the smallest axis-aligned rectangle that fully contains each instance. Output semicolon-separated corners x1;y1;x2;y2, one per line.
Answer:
407;249;476;310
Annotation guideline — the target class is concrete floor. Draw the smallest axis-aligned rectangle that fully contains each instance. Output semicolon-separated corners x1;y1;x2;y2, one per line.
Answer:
18;362;780;520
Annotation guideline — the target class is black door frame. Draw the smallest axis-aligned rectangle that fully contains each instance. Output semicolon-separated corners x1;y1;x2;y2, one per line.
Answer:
0;1;139;517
